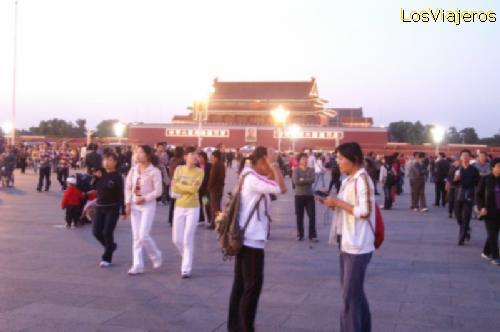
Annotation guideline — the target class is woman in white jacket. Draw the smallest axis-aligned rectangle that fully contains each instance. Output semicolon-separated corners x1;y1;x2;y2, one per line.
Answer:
125;145;163;275
227;147;287;332
320;142;375;332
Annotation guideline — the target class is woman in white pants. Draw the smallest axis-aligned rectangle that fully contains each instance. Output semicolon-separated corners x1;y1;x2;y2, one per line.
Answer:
125;145;163;275
171;147;204;278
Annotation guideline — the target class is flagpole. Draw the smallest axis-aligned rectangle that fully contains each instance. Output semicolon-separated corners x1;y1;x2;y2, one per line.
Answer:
11;0;18;146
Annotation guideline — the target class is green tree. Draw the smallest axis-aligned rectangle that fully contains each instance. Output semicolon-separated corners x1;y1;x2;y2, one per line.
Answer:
95;119;124;138
459;127;479;144
446;126;461;144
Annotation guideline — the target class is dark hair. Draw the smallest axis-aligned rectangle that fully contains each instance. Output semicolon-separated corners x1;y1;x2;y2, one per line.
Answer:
138;145;158;166
417;152;426;159
174;146;184;159
212;150;221;160
491;158;500;169
249;146;268;165
184;146;196;155
335;142;363;165
297;152;308;160
439;152;446;158
460;149;472;156
198;151;208;162
103;151;119;163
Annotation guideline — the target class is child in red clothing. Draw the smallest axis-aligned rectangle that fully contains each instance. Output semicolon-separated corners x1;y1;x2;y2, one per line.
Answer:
61;177;83;228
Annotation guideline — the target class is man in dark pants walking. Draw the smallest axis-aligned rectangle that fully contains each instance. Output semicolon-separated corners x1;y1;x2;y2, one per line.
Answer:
476;158;500;266
434;152;450;207
455;149;480;245
37;143;53;192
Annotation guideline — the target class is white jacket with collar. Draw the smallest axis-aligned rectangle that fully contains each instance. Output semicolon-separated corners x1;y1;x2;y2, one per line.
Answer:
239;167;281;249
125;164;163;205
329;168;376;255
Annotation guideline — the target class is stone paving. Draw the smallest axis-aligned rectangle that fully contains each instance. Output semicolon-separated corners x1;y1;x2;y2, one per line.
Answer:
0;168;499;332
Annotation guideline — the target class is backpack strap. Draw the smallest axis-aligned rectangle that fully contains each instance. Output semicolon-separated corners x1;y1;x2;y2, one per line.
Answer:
354;173;376;236
241;194;265;232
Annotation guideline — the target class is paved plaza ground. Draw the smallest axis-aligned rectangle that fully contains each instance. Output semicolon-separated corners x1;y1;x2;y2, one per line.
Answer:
0;168;499;332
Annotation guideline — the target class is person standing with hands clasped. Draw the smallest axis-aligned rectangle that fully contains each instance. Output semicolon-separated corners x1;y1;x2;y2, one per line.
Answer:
125;145;163;275
476;157;500;266
292;152;317;242
228;147;287;332
171;147;204;278
320;142;375;332
91;152;124;268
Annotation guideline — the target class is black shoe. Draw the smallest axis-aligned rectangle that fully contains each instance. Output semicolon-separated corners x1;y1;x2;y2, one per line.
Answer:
297;236;304;241
309;238;319;243
448;214;453;219
458;240;465;246
465;232;471;241
44;188;49;192
36;188;42;192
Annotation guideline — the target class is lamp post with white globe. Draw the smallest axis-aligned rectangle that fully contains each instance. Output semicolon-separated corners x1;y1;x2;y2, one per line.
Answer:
113;122;127;145
431;126;446;156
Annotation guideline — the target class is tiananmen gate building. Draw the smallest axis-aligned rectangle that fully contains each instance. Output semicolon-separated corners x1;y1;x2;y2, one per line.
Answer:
127;78;388;151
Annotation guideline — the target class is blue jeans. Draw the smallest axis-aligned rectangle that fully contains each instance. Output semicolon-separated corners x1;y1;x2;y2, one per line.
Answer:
339;252;372;332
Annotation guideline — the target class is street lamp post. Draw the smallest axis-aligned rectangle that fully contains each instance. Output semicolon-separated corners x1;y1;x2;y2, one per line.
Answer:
113;122;126;145
288;124;301;153
431;126;445;155
2;122;14;146
271;105;290;152
11;0;19;146
85;129;94;146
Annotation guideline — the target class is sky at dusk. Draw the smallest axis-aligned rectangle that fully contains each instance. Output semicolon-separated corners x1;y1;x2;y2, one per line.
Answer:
0;0;499;136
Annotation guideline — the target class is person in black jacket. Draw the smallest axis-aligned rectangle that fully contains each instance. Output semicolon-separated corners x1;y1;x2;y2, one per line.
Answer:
476;158;500;266
434;152;450;207
91;152;124;267
455;149;480;246
85;143;102;175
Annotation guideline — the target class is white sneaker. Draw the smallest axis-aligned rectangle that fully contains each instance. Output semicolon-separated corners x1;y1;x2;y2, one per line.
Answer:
152;254;162;269
481;253;492;261
127;267;144;275
413;208;418;212
99;261;111;268
420;208;428;212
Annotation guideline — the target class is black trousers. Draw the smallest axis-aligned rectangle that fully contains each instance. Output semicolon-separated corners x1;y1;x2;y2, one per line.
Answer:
93;205;120;262
434;180;446;206
447;187;457;217
294;195;317;239
228;246;264;332
57;167;69;189
65;205;80;226
37;166;51;190
168;198;176;225
383;184;393;210
483;215;500;259
456;199;473;243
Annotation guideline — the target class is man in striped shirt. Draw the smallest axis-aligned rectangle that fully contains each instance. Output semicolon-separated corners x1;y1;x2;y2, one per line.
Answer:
37;143;53;192
57;146;71;190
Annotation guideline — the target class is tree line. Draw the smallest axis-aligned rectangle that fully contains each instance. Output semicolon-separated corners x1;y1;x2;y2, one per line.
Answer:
9;118;125;139
388;121;500;146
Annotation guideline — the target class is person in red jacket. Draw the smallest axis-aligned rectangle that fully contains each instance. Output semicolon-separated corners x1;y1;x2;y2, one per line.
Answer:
61;177;84;228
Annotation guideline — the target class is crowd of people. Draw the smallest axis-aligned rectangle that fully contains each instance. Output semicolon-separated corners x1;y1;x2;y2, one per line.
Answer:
1;139;499;332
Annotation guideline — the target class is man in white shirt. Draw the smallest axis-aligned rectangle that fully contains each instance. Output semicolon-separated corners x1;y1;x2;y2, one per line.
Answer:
228;147;286;332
